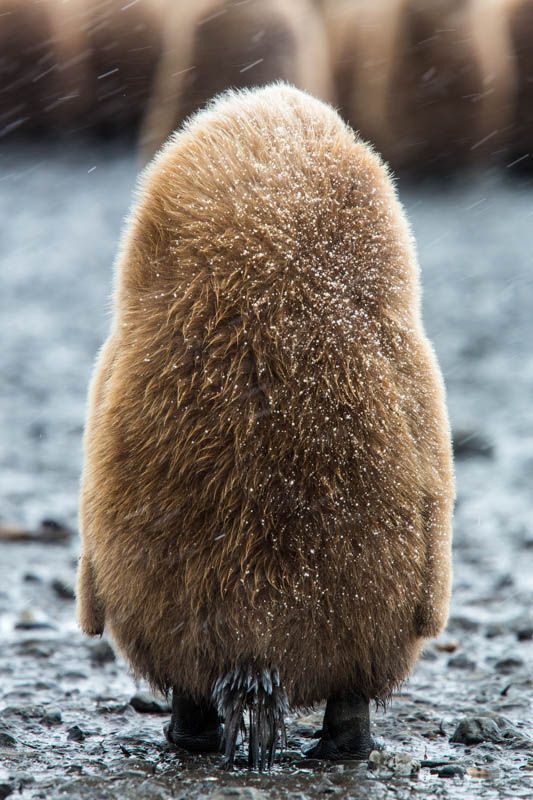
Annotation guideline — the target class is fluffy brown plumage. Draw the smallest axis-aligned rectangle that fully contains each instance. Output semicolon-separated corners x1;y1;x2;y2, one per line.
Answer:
139;0;332;160
78;85;454;715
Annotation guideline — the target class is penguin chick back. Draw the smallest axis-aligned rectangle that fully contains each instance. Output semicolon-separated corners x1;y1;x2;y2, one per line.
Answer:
79;84;454;712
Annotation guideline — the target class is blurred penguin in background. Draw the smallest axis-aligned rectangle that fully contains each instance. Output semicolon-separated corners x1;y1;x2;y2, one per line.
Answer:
140;0;333;160
324;0;515;171
0;0;165;138
505;0;533;169
382;0;515;170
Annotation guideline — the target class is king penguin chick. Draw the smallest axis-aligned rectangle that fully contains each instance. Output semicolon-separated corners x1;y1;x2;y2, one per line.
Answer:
78;83;454;769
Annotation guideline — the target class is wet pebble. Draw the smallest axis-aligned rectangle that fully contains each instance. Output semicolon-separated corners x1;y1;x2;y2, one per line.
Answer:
15;609;56;631
494;657;524;674
510;617;533;642
435;764;466;778
23;573;41;583
434;639;460;652
516;626;533;642
37;519;72;543
1;705;61;727
448;654;476;670
129;692;170;714
51;578;75;600
88;640;116;664
67;725;86;742
485;623;508;639
211;789;267;799
450;717;505;745
448;616;480;633
368;750;421;778
467;766;502;779
0;731;17;748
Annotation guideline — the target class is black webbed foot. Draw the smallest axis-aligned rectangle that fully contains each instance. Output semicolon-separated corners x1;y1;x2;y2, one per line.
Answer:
165;689;223;753
303;690;376;761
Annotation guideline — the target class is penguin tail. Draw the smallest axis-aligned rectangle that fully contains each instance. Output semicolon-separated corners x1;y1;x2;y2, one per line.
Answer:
213;663;289;770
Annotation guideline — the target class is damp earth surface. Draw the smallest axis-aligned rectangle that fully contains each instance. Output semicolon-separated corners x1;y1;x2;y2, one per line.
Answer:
1;141;532;799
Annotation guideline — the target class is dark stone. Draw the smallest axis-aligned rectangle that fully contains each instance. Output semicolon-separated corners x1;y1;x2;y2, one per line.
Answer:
494;573;514;590
15;620;56;631
42;709;62;726
517;626;533;642
0;732;16;748
129;692;170;714
67;725;86;742
51;578;75;600
485;624;507;639
436;765;466;778
448;616;480;632
448;654;476;670
494;657;524;674
37;518;71;543
452;430;494;460
88;640;115;664
0;783;14;800
23;573;41;583
450;717;505;745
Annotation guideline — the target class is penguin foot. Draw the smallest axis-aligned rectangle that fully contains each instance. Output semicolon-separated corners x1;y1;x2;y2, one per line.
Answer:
303;689;375;761
165;689;223;753
164;719;223;753
303;734;377;761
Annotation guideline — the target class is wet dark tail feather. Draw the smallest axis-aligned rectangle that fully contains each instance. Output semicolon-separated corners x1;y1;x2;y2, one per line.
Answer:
213;664;289;770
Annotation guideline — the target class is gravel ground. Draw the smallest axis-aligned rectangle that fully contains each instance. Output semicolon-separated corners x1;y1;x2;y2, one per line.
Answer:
1;141;532;799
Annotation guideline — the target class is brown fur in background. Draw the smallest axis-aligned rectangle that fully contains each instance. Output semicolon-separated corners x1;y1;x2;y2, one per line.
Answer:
376;0;515;169
0;0;165;136
506;0;533;160
140;0;333;159
77;84;454;708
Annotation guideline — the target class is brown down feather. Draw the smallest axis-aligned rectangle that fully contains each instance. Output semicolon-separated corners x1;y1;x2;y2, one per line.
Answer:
77;84;454;707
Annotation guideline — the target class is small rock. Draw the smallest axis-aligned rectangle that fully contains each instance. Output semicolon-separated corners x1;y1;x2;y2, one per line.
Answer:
467;766;501;779
510;617;533;641
38;518;71;543
0;521;30;541
88;640;115;664
42;709;62;726
0;518;71;543
67;725;86;742
0;732;17;748
436;765;466;778
447;616;480;633
211;789;266;799
517;626;533;642
23;573;41;583
129;692;170;714
452;430;494;460
494;657;524;674
434;640;460;652
450;717;504;745
0;783;14;800
51;578;75;600
15;609;56;631
485;624;507;639
368;750;421;778
448;654;476;670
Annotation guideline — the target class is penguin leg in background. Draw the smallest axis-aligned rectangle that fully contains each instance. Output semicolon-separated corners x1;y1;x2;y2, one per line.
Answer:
304;690;376;760
165;689;223;753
